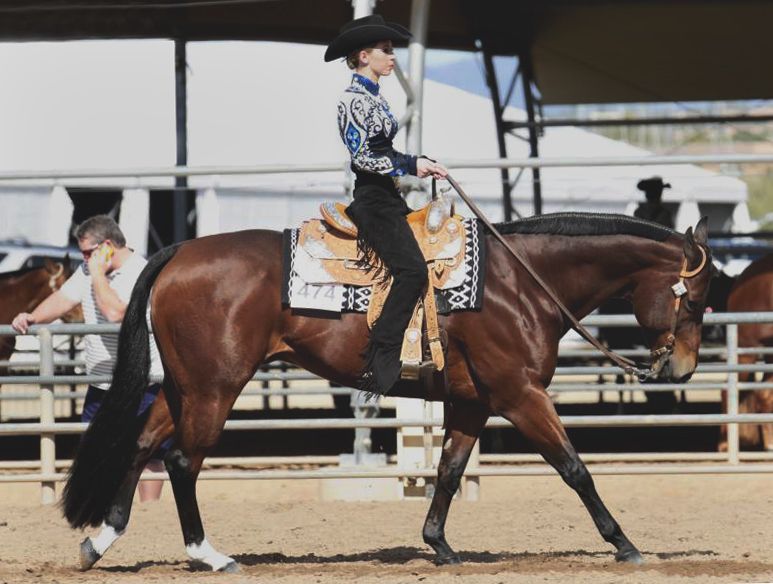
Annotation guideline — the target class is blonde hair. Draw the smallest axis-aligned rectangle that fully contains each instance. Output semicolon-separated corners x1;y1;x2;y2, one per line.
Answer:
346;47;372;70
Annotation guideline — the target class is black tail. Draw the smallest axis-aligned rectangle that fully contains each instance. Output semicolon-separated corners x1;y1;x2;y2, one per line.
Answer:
62;244;180;528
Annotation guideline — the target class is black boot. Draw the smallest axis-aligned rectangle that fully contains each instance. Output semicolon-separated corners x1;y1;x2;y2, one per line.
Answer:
359;342;402;395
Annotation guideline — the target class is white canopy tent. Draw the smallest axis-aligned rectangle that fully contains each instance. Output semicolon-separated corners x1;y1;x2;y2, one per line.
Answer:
0;40;752;251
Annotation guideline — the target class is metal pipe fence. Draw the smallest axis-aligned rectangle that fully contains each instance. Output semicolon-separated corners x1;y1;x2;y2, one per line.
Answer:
2;153;773;182
1;311;773;502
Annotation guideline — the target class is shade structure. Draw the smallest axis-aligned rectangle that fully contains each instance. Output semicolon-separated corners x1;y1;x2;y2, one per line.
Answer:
1;0;772;104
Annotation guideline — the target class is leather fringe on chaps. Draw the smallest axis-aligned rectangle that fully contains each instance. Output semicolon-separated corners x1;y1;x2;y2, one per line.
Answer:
346;182;428;395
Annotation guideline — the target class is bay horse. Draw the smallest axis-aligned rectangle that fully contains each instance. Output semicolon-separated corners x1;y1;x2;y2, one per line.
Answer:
0;260;75;378
63;213;713;572
719;253;773;451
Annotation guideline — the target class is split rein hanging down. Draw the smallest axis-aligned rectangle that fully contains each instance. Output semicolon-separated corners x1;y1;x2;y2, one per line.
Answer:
436;174;677;382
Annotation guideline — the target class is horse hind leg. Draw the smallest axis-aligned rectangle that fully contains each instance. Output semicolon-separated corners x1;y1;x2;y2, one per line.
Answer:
498;386;643;564
165;392;240;573
422;401;489;565
80;390;176;570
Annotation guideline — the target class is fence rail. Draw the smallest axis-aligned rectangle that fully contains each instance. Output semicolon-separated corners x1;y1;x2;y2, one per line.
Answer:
3;153;773;182
2;311;773;503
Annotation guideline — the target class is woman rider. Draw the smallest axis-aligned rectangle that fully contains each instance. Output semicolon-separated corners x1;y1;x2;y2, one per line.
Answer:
325;15;448;394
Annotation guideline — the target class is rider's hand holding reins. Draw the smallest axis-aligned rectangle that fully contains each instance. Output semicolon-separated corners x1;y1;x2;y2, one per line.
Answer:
417;158;448;181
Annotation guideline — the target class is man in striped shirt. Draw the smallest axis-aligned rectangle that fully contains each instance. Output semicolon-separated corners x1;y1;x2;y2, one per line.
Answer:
12;215;165;502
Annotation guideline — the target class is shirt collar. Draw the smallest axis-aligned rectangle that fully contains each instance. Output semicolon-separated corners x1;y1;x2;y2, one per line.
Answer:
351;73;380;96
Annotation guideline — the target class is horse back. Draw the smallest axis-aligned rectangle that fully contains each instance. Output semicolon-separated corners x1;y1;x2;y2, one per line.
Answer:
728;253;773;346
149;230;285;373
0;267;51;323
728;253;773;311
152;229;283;307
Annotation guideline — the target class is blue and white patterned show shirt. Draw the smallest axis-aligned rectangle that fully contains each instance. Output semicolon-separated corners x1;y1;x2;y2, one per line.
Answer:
337;73;418;177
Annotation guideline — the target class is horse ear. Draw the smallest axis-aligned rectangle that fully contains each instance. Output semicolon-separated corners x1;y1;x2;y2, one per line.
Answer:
683;225;697;260
694;216;709;245
43;258;57;274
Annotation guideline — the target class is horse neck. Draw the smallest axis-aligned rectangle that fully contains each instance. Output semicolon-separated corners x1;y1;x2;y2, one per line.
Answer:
0;269;53;320
512;233;683;319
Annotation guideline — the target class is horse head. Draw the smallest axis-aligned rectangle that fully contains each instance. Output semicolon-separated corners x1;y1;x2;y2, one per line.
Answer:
43;257;67;290
44;256;84;323
630;217;714;383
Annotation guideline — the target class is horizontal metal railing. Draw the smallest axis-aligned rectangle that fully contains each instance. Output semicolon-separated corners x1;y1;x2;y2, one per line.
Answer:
1;312;773;503
2;153;773;182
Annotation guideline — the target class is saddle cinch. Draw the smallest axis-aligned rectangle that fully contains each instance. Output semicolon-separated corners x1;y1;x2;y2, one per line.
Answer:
299;196;465;380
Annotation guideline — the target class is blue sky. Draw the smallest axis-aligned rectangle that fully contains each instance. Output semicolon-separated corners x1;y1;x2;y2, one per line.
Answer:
410;49;527;107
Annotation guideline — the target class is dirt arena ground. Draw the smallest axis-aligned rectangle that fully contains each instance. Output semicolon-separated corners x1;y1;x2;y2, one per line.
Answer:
1;473;772;584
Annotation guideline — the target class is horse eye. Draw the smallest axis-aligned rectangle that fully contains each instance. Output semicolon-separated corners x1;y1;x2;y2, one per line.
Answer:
684;299;700;312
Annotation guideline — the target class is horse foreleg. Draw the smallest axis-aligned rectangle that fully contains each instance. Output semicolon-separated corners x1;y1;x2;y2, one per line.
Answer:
80;392;175;570
500;387;643;564
422;400;489;565
165;398;239;573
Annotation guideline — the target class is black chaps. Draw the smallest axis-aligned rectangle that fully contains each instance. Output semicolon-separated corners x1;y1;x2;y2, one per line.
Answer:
346;178;428;394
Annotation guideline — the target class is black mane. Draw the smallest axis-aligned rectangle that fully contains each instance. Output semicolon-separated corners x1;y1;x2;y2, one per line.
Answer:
493;212;676;242
0;265;45;281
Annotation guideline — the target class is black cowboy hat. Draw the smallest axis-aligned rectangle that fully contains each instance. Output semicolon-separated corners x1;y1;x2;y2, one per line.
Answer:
637;176;672;192
324;14;411;62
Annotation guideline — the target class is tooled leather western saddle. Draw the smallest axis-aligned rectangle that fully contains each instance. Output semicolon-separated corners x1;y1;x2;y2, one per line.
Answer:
298;195;465;380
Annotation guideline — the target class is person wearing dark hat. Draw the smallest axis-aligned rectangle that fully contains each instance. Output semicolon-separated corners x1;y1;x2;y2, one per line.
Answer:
632;176;678;413
634;176;674;228
326;14;448;395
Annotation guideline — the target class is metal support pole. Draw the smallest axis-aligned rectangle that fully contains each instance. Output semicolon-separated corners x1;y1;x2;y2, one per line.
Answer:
401;0;430;208
521;51;542;215
347;0;376;202
351;389;379;465
351;0;375;18
406;0;430;156
39;328;56;504
481;49;513;222
422;399;434;498
396;0;435;499
727;323;739;464
174;39;189;243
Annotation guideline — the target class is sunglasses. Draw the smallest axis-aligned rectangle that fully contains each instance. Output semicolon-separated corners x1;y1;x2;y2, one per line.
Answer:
373;46;394;55
80;242;104;260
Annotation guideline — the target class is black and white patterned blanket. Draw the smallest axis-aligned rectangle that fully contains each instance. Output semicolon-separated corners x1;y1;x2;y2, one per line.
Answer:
281;218;486;315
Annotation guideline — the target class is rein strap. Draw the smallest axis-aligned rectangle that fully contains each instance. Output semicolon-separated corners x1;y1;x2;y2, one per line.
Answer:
444;175;652;380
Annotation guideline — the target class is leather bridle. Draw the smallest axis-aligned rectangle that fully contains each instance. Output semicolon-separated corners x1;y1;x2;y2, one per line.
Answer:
647;245;708;378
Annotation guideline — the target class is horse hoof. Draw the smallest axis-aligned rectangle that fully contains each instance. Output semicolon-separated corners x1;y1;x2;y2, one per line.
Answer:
79;538;101;571
219;560;240;573
615;548;644;565
434;553;462;566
